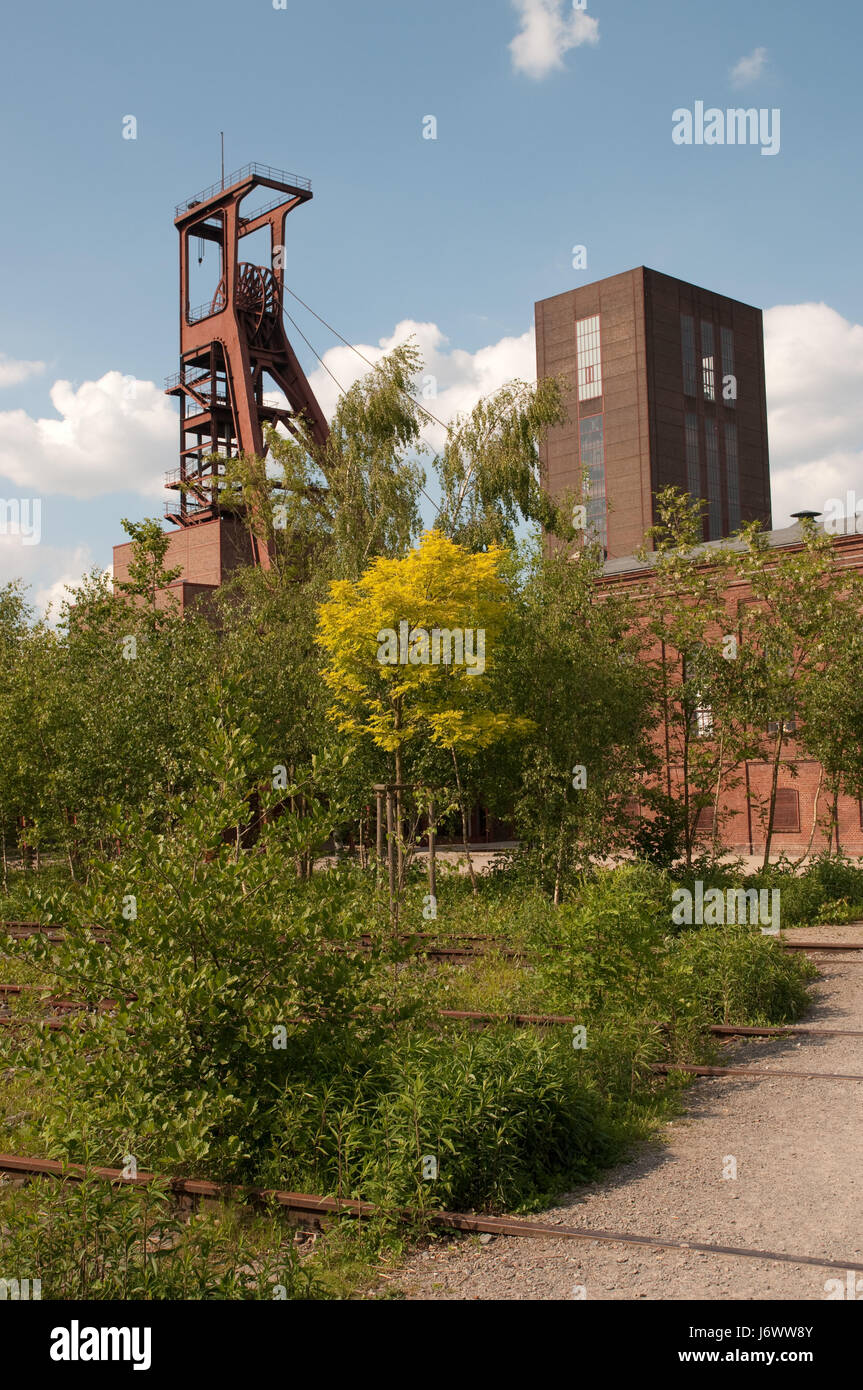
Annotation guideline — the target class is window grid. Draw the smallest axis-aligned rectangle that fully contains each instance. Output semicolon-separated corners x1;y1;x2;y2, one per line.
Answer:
685;412;701;501
704;418;722;539
576;315;602;401
721;327;735;407
725;420;740;531
681;314;697;395
683;654;714;739
701;321;715;401
579;414;607;550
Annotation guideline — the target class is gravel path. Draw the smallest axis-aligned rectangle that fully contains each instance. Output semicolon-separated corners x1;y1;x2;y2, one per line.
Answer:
392;927;863;1301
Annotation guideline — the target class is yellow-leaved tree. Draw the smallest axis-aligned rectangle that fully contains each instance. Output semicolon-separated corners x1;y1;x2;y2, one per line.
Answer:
316;529;532;883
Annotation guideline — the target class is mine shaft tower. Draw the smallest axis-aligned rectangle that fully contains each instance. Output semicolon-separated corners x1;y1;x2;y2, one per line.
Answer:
164;162;328;555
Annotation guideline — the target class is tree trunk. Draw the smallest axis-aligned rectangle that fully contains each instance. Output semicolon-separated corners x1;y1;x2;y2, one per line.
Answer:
710;735;725;863
682;723;693;869
427;796;437;904
792;764;823;869
553;823;566;907
760;729;785;872
450;746;477;893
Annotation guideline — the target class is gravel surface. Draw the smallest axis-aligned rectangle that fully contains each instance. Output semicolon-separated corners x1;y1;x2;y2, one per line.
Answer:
391;926;863;1301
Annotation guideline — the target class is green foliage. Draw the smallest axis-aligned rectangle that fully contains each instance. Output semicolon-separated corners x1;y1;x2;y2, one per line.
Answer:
504;539;655;895
750;854;863;927
6;719;388;1176
115;517;183;611
532;865;672;1018
665;928;815;1026
0;1177;313;1300
267;1028;617;1211
434;376;568;549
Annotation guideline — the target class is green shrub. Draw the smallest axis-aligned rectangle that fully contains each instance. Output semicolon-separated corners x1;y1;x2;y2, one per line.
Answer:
752;855;863;928
0;1176;314;1300
666;928;815;1025
267;1028;618;1212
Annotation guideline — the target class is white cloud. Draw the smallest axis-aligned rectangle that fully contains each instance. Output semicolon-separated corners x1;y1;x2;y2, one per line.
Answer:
509;0;599;80
0;353;45;387
730;47;768;87
0;371;175;500
313;305;863;533
0;536;95;619
307;319;537;450
764;302;863;527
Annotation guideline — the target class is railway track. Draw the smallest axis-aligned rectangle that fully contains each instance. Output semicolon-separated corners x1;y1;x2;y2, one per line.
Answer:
4;925;862;1284
2;1151;862;1278
4;919;863;961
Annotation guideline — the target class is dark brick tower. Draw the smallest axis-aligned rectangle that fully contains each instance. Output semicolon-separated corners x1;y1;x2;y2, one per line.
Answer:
535;267;772;558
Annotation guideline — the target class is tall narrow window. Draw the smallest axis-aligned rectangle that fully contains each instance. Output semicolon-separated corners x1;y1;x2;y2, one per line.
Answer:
579;414;607;550
721;327;735;406
576;315;602;401
701;321;715;401
681;314;696;396
725;420;740;531
685;412;701;501
704;418;722;539
683;653;714;738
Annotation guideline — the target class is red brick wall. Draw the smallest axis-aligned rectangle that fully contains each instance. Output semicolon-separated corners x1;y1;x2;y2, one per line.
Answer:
602;530;863;857
113;515;256;595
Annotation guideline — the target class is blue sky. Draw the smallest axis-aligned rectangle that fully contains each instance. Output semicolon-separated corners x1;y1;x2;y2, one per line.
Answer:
2;0;862;607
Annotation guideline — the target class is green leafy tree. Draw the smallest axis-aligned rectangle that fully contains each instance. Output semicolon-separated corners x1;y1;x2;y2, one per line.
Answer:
504;535;655;899
731;517;863;864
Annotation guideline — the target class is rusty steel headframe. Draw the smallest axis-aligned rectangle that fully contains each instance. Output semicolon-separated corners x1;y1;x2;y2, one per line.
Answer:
163;161;329;563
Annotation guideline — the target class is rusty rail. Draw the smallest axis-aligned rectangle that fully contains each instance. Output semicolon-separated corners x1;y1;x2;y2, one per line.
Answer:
653;1063;863;1082
1;1152;861;1276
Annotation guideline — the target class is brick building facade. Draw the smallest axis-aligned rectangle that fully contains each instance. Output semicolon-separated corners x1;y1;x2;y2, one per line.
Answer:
112;513;256;614
535;267;772;559
600;520;863;858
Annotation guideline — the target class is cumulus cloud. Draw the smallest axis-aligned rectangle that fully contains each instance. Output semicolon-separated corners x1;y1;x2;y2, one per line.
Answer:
0;353;45;387
312;305;863;533
764;302;863;527
306;319;537;450
509;0;599;80
0;371;175;500
730;47;768;87
0;536;95;618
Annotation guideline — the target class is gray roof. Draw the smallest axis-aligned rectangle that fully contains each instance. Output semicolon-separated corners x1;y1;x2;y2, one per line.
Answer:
602;520;828;578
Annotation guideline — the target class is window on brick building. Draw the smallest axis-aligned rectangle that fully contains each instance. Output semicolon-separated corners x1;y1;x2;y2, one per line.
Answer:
685;412;701;501
721;327;735;407
681;314;697;395
725;420;740;531
695;804;715;832
704;418;722;539
579;414;607;550
767;716;797;735
701;321;716;401
576;315;602;401
683;652;714;737
772;788;800;833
